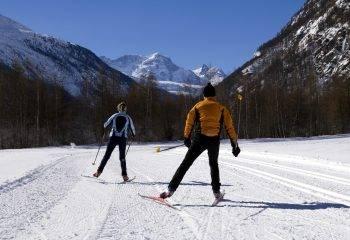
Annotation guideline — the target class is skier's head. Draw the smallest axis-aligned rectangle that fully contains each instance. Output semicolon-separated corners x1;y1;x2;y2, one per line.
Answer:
203;82;216;97
117;101;127;112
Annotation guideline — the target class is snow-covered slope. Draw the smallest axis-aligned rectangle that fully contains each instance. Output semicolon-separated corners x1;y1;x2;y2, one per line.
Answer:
1;135;350;239
100;55;146;77
193;64;226;85
221;0;350;92
215;0;350;139
0;14;133;96
102;53;209;95
290;0;350;79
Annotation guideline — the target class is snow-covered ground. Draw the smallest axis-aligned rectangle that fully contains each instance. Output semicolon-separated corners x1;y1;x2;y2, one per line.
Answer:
1;135;350;239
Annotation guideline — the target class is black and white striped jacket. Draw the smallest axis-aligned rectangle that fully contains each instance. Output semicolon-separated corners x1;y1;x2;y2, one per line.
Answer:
104;112;136;138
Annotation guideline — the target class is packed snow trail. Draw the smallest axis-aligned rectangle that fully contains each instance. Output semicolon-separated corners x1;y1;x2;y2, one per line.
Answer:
1;136;350;239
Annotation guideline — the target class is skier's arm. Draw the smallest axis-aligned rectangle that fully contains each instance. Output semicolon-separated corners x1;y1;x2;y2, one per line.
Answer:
223;107;238;143
128;116;136;137
104;113;117;128
184;106;196;138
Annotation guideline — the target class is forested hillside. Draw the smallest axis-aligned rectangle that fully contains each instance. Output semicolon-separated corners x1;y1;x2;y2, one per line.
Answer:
217;0;350;139
0;64;197;149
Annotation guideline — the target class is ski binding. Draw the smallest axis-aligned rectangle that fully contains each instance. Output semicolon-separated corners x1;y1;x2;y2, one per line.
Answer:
122;176;136;183
211;190;225;207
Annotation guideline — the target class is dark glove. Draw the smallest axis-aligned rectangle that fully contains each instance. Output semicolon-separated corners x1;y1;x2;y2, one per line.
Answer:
233;146;241;157
184;138;191;148
231;139;241;157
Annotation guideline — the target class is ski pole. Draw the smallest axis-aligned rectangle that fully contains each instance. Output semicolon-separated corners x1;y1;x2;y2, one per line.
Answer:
156;143;185;153
125;138;133;157
92;131;105;165
237;94;243;137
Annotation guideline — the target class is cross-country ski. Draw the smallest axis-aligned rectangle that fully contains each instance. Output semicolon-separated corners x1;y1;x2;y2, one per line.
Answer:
138;193;179;210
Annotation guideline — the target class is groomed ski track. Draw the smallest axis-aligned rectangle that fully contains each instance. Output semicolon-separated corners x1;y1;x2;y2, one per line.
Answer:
0;136;349;239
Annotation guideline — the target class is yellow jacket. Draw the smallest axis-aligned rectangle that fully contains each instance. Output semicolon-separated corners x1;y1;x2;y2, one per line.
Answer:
184;97;237;141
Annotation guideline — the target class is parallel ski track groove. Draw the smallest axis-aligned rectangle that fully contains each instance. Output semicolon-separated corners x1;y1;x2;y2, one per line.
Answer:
95;174;125;240
229;168;350;232
221;155;350;186
130;166;202;240
161;150;350;237
219;160;350;206
0;154;72;193
165;150;350;205
0;153;86;239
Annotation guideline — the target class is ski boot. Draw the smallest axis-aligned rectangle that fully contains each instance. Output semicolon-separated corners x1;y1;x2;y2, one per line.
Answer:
159;190;174;199
93;171;102;178
214;191;224;199
122;175;129;182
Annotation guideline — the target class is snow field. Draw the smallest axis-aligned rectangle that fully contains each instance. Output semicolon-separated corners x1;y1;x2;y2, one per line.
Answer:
0;136;349;239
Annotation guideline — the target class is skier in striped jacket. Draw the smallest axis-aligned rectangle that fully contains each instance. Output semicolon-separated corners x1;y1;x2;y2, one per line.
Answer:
93;102;136;181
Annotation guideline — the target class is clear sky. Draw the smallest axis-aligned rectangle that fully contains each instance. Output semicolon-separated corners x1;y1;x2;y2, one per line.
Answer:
0;0;305;73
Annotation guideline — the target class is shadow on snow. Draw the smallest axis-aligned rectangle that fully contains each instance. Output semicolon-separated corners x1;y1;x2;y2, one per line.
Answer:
123;180;233;187
80;175;233;186
81;175;349;210
174;199;350;210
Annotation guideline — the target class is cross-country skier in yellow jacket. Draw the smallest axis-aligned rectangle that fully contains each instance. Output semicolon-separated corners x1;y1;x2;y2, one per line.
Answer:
160;83;241;200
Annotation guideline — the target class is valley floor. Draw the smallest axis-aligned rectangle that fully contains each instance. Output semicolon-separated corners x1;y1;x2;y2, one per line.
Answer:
1;135;350;239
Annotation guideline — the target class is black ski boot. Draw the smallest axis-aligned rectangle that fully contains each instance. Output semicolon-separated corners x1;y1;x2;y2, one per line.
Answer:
93;171;102;178
160;190;174;199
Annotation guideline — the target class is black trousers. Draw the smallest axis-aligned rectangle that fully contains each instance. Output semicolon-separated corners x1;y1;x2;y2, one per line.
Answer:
98;136;127;176
168;134;221;193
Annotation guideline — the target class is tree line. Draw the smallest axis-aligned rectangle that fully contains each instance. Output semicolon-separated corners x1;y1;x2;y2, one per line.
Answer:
0;63;197;149
217;54;350;139
1;56;349;149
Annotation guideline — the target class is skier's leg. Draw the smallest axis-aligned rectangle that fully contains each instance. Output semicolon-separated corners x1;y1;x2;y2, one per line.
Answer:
118;137;127;176
168;142;204;192
208;138;221;193
97;136;118;173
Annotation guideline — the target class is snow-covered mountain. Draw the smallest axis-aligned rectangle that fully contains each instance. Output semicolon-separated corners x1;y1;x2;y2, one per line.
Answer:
101;53;208;94
100;55;146;77
221;0;350;91
215;0;350;139
0;14;133;96
193;64;226;85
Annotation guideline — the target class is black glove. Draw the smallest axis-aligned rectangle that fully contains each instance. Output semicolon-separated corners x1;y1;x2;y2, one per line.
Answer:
231;139;241;157
233;146;241;157
184;138;191;148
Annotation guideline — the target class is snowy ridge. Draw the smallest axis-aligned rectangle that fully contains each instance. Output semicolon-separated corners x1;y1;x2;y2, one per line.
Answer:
102;53;226;94
238;0;350;82
0;14;133;96
192;64;226;86
101;53;205;95
133;53;202;85
100;55;146;77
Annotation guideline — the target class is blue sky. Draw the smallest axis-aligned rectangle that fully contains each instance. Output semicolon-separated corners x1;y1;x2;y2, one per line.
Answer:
0;0;305;73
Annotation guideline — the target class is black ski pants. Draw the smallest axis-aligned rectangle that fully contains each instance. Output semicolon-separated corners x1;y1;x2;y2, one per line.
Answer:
168;134;221;193
98;136;127;176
